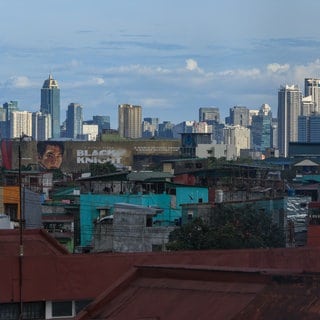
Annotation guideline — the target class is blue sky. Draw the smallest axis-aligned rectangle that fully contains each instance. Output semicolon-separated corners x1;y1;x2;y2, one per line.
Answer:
1;0;320;128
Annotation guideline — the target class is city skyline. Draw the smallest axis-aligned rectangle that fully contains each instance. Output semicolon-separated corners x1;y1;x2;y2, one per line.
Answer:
1;1;320;128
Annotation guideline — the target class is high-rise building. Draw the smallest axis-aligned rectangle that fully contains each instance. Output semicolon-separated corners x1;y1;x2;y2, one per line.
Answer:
226;106;250;127
250;104;273;152
298;115;320;143
199;107;220;123
304;78;320;114
92;115;111;134
10;111;32;138
277;85;302;157
40;74;60;139
66;103;83;139
32;112;52;141
223;125;251;157
3;101;18;138
118;104;142;139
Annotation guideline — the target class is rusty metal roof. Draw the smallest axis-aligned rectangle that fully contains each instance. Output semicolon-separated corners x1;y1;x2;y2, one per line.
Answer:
76;265;320;320
0;229;69;256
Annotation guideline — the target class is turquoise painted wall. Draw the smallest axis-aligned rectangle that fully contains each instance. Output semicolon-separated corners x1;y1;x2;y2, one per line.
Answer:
80;186;209;247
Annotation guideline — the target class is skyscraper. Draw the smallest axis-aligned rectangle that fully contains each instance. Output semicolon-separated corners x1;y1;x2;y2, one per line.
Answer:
3;101;18;138
304;78;320;114
250;104;272;152
66;103;83;139
10;111;32;138
277;85;302;157
199;107;220;123
40;74;60;139
118;104;142;138
32;112;52;141
227;106;249;127
92;115;111;134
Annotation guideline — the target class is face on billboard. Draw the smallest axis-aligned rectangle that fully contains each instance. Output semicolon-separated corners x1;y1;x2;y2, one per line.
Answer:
37;141;64;170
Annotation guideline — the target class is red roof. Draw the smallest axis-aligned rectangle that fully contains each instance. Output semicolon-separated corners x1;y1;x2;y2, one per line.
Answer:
0;229;69;256
76;265;320;320
2;229;320;318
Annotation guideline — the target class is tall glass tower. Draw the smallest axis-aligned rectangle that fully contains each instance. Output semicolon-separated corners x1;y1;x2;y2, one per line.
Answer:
277;85;302;157
66;103;83;139
40;74;60;139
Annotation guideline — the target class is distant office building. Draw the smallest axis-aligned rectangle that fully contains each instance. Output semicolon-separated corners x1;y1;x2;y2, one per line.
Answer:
199;107;220;122
180;132;212;158
250;104;273;152
10;111;32;138
271;118;278;149
226;106;250;127
304;78;320;114
66;103;83;139
3;101;18;138
40;74;60;139
298;115;320;143
278;84;302;157
301;95;315;116
82;123;99;141
142;121;157;138
158;121;174;139
172;121;212;139
92;115;110;134
32;112;51;141
118;104;142;139
224;125;251;157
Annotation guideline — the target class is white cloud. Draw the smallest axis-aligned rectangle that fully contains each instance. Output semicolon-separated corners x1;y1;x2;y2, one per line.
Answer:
218;68;261;78
5;76;33;88
267;63;290;73
185;59;203;73
65;77;105;88
140;97;168;108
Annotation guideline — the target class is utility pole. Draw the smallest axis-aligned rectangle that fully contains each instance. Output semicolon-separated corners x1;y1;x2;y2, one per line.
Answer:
18;142;24;320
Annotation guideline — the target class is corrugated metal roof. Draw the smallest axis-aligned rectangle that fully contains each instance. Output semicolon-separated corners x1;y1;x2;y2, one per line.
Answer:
0;229;69;256
76;265;320;320
127;171;173;181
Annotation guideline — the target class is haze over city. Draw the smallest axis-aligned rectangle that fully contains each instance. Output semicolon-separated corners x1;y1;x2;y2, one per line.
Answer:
1;0;320;127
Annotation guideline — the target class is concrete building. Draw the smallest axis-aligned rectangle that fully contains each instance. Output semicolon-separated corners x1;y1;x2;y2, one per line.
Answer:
118;104;142;139
32;111;51;141
199;107;220;122
278;84;302;157
93;203;175;252
304;78;320;113
10;110;32;138
223;125;251;157
196;143;237;160
226;106;250;127
78;172;208;250
180;132;212;158
82;123;99;141
40;74;60;139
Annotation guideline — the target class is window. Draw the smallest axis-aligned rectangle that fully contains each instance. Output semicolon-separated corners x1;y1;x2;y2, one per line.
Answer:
46;301;74;318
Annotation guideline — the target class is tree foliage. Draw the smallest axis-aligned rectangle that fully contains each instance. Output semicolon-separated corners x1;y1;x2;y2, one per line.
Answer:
166;205;285;251
89;162;117;176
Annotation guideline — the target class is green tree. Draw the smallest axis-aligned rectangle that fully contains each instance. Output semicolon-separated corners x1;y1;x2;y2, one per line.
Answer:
166;204;285;250
89;162;117;176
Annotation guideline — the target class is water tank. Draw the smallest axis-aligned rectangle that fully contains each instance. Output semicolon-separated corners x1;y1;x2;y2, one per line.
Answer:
215;190;224;203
